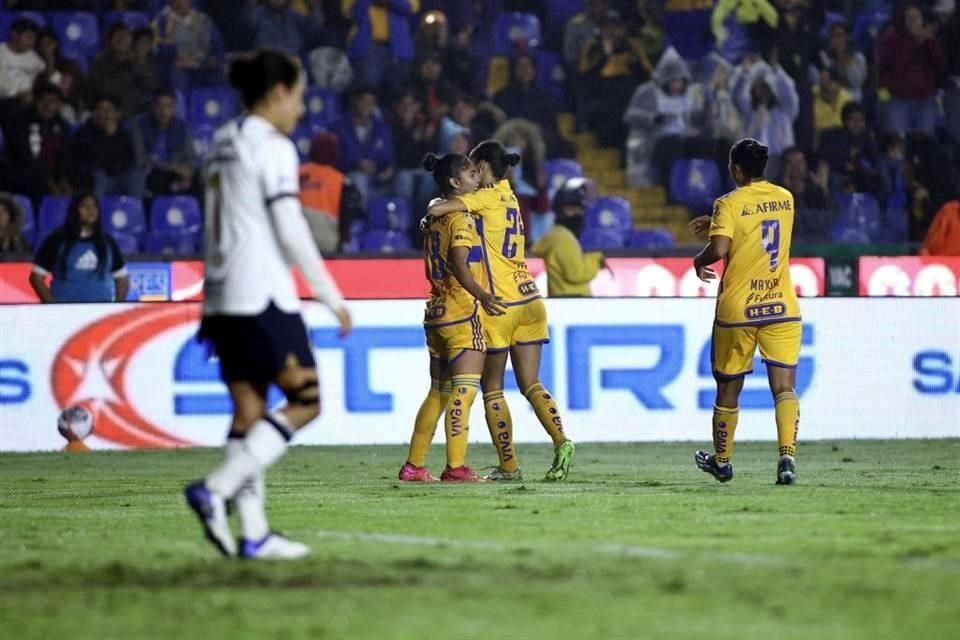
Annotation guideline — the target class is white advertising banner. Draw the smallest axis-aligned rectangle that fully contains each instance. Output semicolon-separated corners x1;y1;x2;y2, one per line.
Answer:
0;299;958;451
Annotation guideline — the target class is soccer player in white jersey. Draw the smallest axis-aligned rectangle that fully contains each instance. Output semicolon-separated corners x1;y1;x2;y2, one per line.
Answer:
184;49;351;560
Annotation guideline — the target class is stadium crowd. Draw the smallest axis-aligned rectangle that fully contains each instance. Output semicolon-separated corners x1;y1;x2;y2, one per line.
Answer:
1;0;959;260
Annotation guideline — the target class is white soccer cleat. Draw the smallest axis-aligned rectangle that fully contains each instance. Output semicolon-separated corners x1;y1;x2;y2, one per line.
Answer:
240;533;311;560
184;481;237;557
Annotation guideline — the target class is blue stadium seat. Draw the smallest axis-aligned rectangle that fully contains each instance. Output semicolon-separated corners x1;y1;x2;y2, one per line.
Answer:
668;158;722;215
304;87;338;128
579;228;625;251
102;11;150;33
585;197;632;233
112;231;140;255
188;87;238;127
37;196;70;243
493;12;541;53
829;220;872;244
834;192;881;239
360;229;412;253
150;196;202;236
367;196;412;231
14;194;34;239
101;196;146;239
545;158;584;201
51;12;100;59
189;123;217;159
542;0;583;47
0;11;46;41
144;232;198;256
853;10;890;58
627;228;675;249
535;49;566;103
291;122;324;161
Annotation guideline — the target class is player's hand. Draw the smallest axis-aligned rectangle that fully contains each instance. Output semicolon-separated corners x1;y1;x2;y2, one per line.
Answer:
333;305;352;338
695;264;717;283
479;292;507;316
688;215;711;236
418;215;431;234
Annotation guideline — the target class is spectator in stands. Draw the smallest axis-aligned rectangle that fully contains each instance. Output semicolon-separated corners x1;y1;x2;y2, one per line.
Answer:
578;9;652;148
704;55;743;147
921;199;960;256
153;0;223;90
813;66;853;138
780;146;830;242
819;20;867;102
331;84;395;203
532;177;604;298
878;3;945;136
732;57;799;178
299;132;361;254
634;1;666;63
307;45;354;91
816;101;884;198
29;191;130;303
132;88;197;197
438;93;477;155
88;22;149;119
563;0;607;68
878;132;908;225
70;96;143;198
344;0;418;88
904;132;959;241
391;89;437;214
35;28;86;125
942;10;960;145
243;0;321;60
0;18;45;125
414;9;480;95
494;54;557;135
494;117;546;199
624;47;707;187
711;0;779;64
768;1;821;153
131;28;163;116
2;83;71;206
410;50;456;131
0;193;30;255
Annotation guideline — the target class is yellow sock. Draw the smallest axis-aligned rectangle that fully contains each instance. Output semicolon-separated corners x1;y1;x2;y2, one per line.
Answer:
713;405;739;465
775;391;799;458
484;390;518;472
445;374;480;468
406;379;450;467
523;383;566;447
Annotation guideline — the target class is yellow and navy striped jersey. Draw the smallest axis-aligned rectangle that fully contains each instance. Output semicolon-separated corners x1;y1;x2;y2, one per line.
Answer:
423;212;487;326
709;180;801;326
455;180;540;305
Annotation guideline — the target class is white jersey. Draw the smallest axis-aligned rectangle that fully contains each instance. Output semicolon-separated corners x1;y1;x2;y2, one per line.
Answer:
202;114;342;316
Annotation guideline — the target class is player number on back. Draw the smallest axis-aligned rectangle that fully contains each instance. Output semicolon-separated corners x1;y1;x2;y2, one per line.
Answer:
761;219;780;272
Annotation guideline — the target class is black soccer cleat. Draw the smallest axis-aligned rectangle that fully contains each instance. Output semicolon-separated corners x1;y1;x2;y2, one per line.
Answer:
776;457;797;485
695;450;734;483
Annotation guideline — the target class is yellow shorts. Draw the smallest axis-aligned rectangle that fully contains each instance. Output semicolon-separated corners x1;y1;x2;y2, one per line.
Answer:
482;298;550;351
712;320;802;380
424;313;485;362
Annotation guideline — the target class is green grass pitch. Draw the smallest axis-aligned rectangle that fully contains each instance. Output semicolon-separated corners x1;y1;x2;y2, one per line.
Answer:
2;440;959;639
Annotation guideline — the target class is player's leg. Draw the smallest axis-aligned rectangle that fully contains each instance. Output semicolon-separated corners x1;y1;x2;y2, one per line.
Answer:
760;322;802;485
480;349;522;480
441;348;486;481
228;382;271;549
512;343;575;481
400;356;448;481
695;325;754;483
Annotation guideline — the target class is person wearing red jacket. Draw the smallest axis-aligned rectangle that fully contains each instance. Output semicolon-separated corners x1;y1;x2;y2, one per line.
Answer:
877;3;946;136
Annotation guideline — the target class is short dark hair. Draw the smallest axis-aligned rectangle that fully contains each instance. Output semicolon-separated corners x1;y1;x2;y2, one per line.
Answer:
841;101;866;124
469;140;520;180
154;87;177;102
106;21;130;40
347;82;377;102
34;82;64;101
729;138;769;178
781;146;804;161
95;95;121;111
10;17;39;36
228;48;301;109
132;26;154;43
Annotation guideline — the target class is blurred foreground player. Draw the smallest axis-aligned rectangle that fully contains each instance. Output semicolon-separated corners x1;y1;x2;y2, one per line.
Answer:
185;49;352;559
690;138;801;485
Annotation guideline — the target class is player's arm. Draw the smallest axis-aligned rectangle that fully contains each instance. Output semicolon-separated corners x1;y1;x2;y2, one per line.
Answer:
426;190;495;218
693;199;733;282
445;214;506;315
266;140;351;335
426;198;468;217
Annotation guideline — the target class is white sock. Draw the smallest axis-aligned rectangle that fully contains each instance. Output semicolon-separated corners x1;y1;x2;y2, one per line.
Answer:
227;439;270;541
207;414;292;498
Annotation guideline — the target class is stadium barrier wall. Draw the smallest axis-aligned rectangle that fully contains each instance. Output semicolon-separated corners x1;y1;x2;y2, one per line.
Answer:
1;298;957;452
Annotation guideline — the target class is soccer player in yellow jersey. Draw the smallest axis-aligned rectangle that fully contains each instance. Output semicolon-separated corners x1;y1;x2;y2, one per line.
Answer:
691;138;801;485
399;153;506;483
428;140;576;482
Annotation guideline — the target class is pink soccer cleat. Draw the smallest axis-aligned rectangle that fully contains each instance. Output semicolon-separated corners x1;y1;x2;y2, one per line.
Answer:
398;462;439;482
440;465;484;482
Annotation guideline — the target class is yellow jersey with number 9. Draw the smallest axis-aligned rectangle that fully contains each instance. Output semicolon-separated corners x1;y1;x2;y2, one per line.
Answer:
455;180;540;304
709;180;801;326
423;212;487;326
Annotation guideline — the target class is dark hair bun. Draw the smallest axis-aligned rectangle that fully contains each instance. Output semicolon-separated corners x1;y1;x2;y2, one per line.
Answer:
227;55;255;91
505;152;521;167
422;153;440;171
